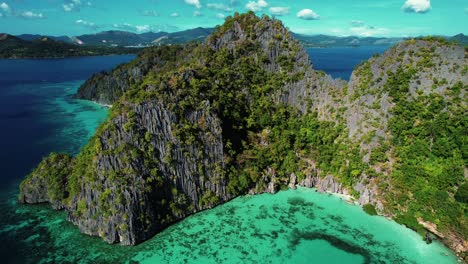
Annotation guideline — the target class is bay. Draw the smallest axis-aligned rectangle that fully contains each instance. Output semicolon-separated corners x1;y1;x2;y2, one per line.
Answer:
306;46;390;80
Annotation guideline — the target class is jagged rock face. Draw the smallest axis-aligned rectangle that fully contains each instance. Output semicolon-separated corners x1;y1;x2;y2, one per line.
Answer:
74;70;140;105
284;70;348;116
28;12;326;246
206;15;345;114
342;39;467;208
74;45;193;105
19;153;73;210
208;17;311;75
346;39;467;144
66;100;230;245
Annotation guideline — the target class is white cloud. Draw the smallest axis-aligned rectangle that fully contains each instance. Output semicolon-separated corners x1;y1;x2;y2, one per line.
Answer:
75;19;97;29
153;24;180;32
112;23;151;33
20;11;45;19
0;2;10;12
63;0;90;12
140;10;158;17
269;7;289;16
350;22;389;37
402;0;431;13
246;0;267;12
170;12;179;17
350;20;365;27
185;0;201;9
63;4;73;11
297;9;319;20
135;25;150;32
207;3;232;12
216;13;225;19
194;10;203;17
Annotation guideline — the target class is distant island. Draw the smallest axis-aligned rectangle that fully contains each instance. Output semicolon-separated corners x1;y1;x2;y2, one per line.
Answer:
0;34;140;59
2;26;467;59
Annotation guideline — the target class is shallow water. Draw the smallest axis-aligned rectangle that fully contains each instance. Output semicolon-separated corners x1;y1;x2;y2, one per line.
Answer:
0;55;459;264
0;185;458;263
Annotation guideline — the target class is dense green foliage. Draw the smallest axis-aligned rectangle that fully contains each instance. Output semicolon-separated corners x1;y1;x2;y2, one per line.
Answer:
384;66;467;238
455;183;468;203
75;44;192;104
19;153;73;204
363;204;378;216
0;34;140;59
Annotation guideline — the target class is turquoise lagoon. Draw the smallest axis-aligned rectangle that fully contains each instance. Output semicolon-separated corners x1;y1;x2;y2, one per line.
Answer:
1;183;459;263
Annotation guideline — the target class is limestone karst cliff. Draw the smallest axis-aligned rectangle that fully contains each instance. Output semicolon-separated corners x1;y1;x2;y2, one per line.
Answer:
19;12;467;257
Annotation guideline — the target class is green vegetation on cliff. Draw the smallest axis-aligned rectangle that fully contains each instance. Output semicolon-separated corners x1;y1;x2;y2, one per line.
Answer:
19;153;73;208
347;40;467;254
385;68;466;237
18;12;467;255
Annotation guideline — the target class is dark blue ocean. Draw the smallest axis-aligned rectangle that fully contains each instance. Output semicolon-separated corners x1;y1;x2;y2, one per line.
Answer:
0;55;136;190
306;46;390;80
0;55;136;263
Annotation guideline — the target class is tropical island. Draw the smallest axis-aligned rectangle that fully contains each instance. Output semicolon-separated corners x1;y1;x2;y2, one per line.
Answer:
0;34;140;59
17;12;467;261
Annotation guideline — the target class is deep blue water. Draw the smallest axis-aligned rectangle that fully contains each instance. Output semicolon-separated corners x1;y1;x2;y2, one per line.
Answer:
0;55;135;190
306;46;391;80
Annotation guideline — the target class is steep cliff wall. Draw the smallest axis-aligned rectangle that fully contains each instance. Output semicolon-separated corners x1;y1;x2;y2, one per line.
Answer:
22;12;321;245
74;44;195;105
19;153;73;210
65;99;229;245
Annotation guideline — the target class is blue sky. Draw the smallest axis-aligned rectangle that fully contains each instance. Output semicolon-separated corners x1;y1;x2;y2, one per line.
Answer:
0;0;466;37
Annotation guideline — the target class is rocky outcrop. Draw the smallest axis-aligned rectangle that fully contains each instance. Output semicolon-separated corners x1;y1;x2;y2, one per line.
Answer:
253;170;380;208
74;44;194;105
64;98;232;245
418;218;468;255
208;17;311;75
19;153;73;210
74;70;138;105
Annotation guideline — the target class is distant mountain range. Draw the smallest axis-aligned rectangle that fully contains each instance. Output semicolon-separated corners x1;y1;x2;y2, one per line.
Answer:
449;33;468;46
293;33;468;47
293;34;403;47
12;28;468;48
15;27;215;47
2;27;466;59
0;34;138;59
